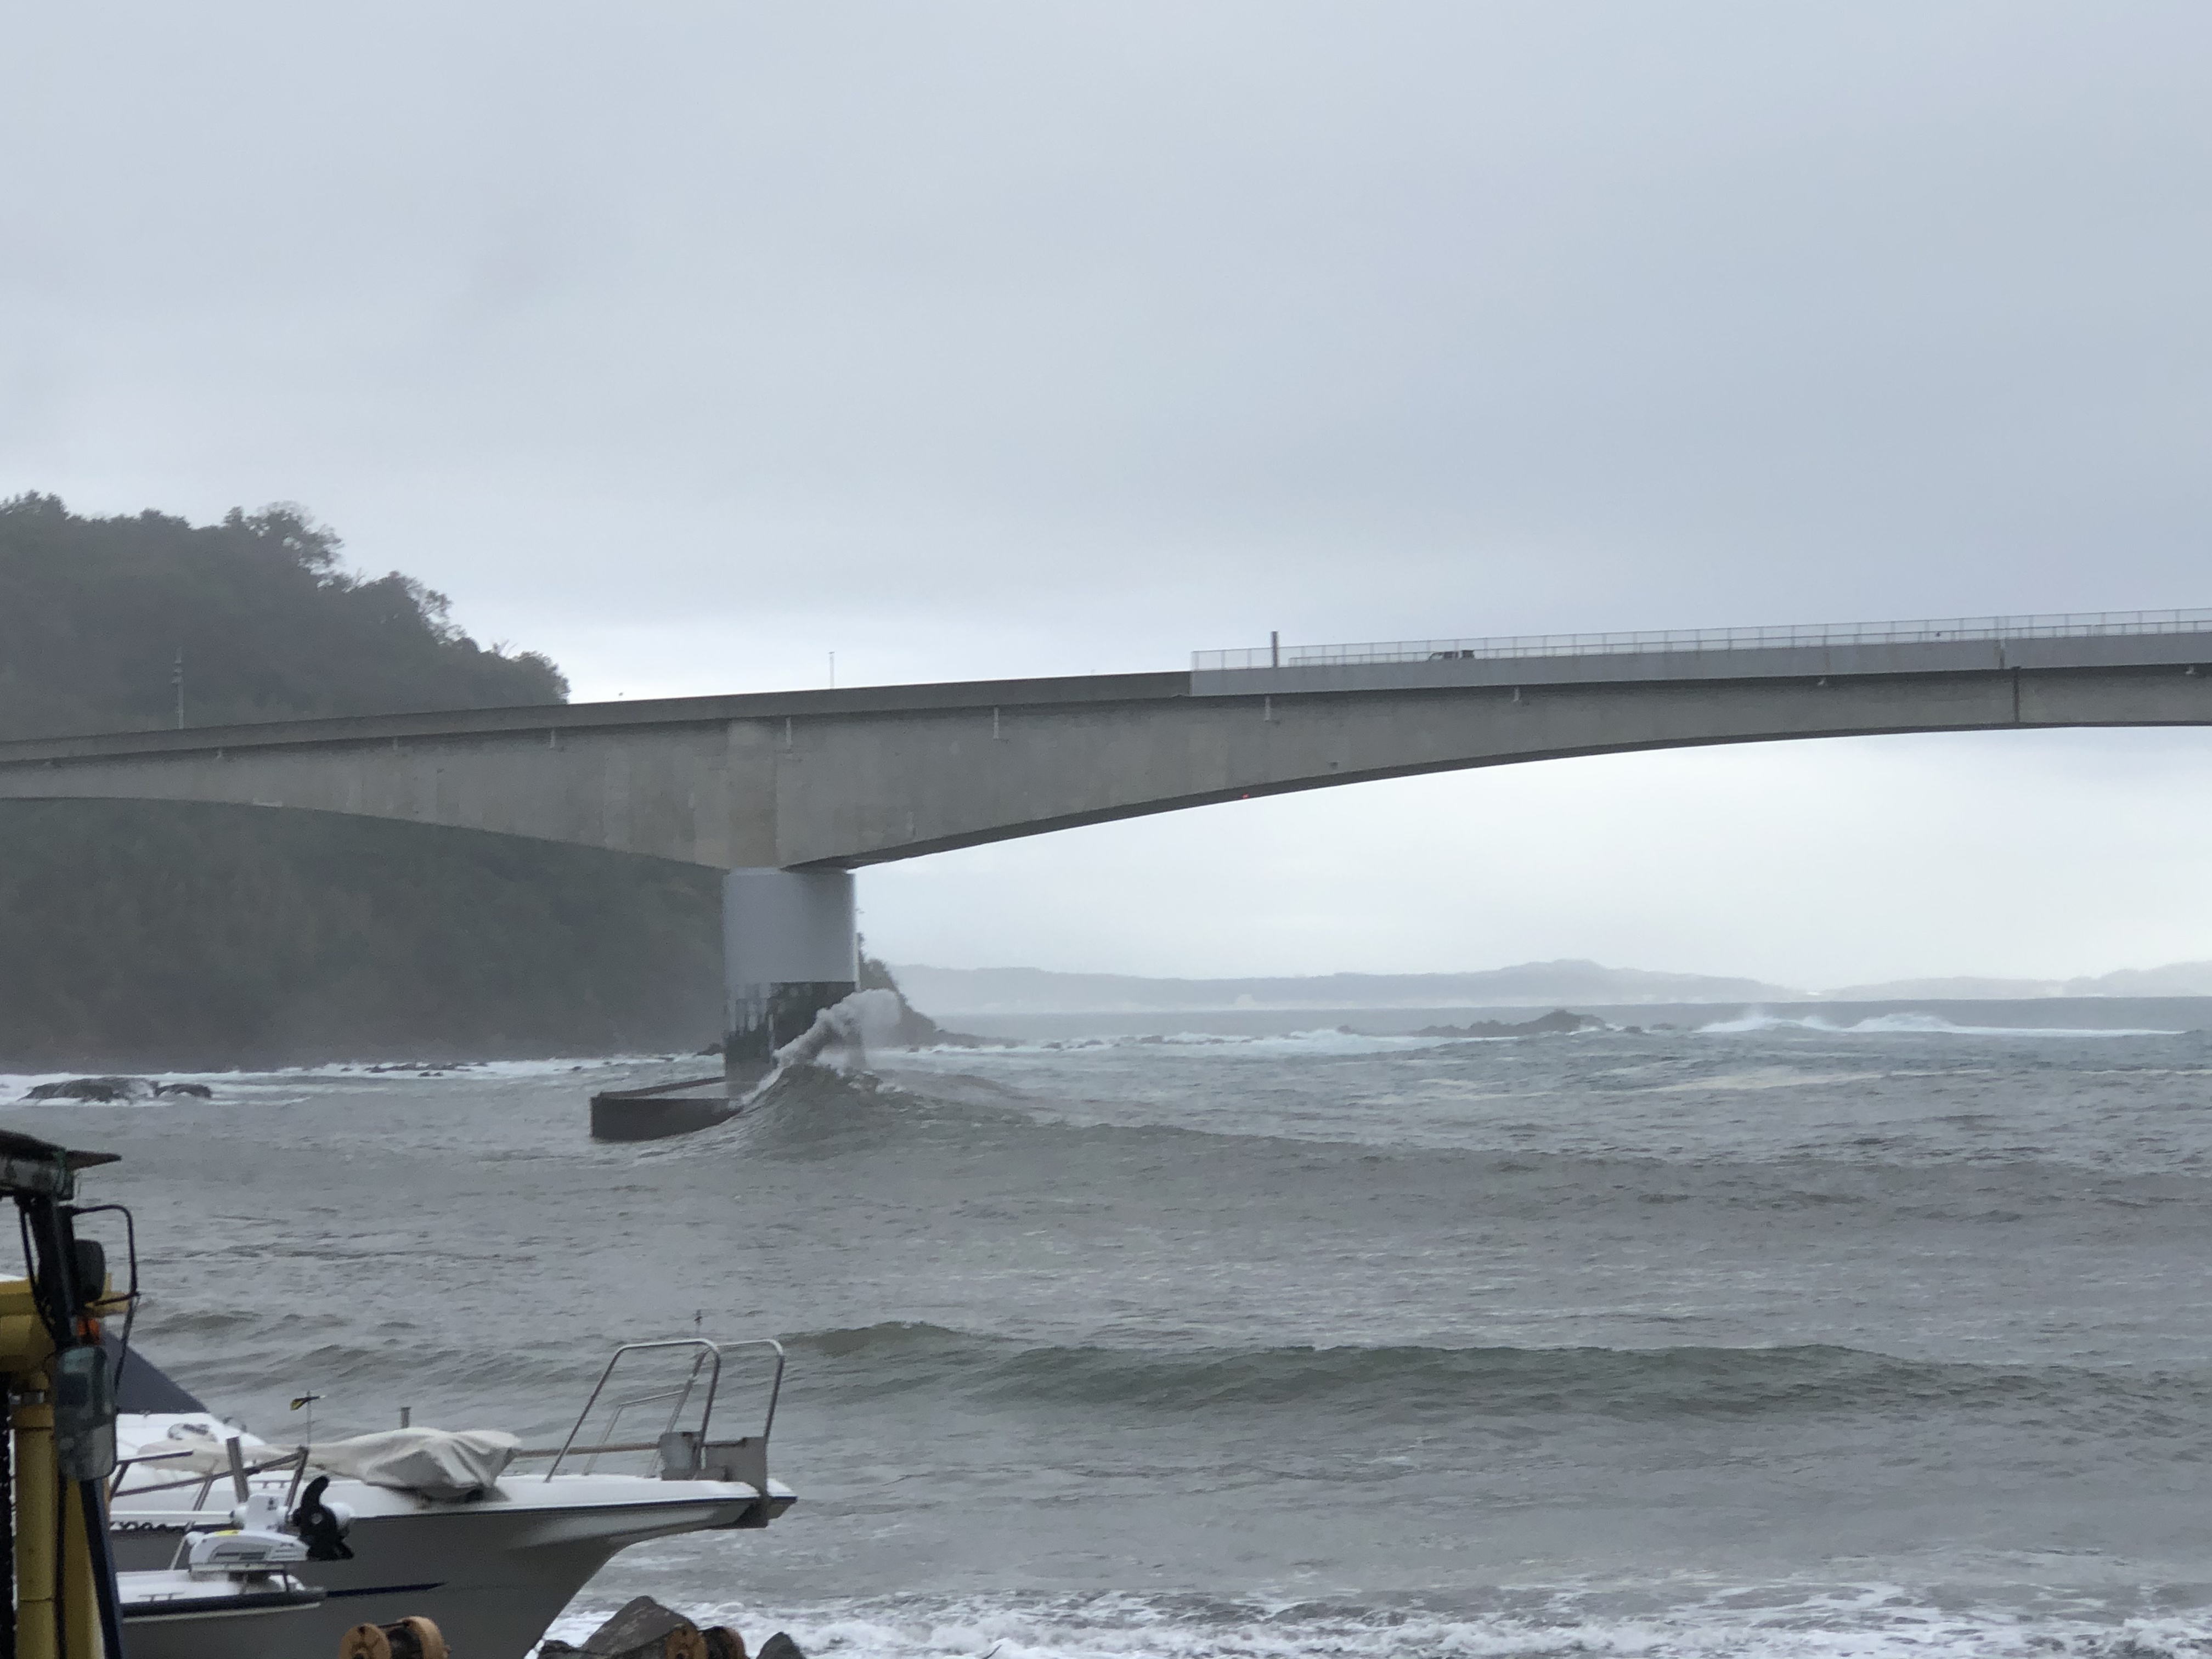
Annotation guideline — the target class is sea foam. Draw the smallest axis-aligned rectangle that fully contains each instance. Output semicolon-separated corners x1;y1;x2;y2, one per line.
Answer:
1696;1011;2181;1038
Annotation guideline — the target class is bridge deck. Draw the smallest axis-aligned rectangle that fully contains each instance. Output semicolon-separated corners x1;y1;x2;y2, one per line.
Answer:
2;609;2209;870
1194;628;2212;697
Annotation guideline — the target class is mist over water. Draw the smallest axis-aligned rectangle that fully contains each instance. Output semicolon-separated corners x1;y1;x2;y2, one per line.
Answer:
9;1004;2212;1657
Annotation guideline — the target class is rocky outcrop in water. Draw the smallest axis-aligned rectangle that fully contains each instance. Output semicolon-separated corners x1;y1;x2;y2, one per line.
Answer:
23;1075;155;1101
857;948;1002;1048
538;1596;792;1659
1413;1008;1606;1039
18;1076;215;1101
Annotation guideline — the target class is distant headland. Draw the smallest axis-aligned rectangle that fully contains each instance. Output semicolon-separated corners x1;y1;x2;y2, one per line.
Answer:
889;957;2212;1015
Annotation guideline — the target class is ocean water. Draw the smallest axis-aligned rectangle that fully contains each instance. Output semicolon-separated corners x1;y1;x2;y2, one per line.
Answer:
8;1004;2212;1658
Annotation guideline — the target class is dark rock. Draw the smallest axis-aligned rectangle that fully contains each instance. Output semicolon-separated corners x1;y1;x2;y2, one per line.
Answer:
579;1596;698;1657
1412;1008;1607;1040
703;1632;747;1659
757;1637;805;1659
154;1082;213;1098
23;1076;154;1102
856;948;1009;1049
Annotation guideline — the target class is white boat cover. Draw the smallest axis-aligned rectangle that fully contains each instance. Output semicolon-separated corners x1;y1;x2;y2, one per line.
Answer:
120;1416;518;1499
120;1417;272;1473
305;1429;520;1499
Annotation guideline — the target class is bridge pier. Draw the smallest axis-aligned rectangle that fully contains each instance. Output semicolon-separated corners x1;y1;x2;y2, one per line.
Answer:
722;868;857;1086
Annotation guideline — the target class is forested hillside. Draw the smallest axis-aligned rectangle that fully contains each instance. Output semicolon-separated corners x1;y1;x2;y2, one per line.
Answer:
0;495;568;737
0;496;722;1069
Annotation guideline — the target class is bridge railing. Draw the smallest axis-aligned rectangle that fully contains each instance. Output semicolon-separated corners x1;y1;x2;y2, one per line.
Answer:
1193;607;2212;673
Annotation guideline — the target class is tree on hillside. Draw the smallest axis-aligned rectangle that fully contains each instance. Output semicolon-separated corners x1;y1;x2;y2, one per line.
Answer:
0;494;566;740
0;496;724;1070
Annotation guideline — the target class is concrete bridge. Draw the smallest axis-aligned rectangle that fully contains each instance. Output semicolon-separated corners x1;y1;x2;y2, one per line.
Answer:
4;608;2208;1080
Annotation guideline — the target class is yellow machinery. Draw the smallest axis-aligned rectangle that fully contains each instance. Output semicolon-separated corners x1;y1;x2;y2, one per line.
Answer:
0;1130;133;1659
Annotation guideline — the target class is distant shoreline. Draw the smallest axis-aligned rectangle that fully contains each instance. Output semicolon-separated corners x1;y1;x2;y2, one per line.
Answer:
9;991;2202;1084
925;994;2212;1043
890;958;2212;1019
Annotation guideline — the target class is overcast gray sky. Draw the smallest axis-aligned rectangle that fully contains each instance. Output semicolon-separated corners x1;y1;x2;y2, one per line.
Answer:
7;3;2209;985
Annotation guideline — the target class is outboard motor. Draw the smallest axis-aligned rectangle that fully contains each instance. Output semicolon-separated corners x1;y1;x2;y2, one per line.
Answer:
289;1474;357;1560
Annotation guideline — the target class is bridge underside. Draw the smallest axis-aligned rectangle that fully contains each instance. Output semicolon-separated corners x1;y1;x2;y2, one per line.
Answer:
0;658;2207;870
784;662;2212;867
7;642;2209;1131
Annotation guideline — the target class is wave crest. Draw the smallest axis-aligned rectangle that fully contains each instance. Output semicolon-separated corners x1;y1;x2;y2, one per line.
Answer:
780;1324;2196;1426
1697;1012;2181;1037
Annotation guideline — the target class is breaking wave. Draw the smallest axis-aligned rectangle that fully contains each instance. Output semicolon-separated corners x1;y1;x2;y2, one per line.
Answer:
779;1323;2204;1428
909;1028;1462;1058
1697;1012;2183;1038
547;1588;2212;1659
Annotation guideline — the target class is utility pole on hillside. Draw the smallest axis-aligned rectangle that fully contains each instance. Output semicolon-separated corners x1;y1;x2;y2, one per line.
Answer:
172;647;184;728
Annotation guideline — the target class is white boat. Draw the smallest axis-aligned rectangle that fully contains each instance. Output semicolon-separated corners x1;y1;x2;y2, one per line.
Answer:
120;1567;325;1659
118;1486;329;1659
106;1338;797;1659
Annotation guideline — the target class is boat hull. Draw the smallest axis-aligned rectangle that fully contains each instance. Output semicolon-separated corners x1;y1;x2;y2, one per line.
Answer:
122;1572;324;1659
112;1479;777;1659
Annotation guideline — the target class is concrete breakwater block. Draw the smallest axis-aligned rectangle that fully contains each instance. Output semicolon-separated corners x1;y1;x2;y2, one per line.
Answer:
540;1597;793;1659
588;1077;741;1141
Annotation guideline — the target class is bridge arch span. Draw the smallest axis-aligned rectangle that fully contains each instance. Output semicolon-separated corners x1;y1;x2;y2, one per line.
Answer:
2;646;2204;871
5;613;2207;1104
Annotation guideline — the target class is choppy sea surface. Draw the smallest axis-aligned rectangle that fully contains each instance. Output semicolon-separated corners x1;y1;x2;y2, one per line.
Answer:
8;1000;2212;1659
